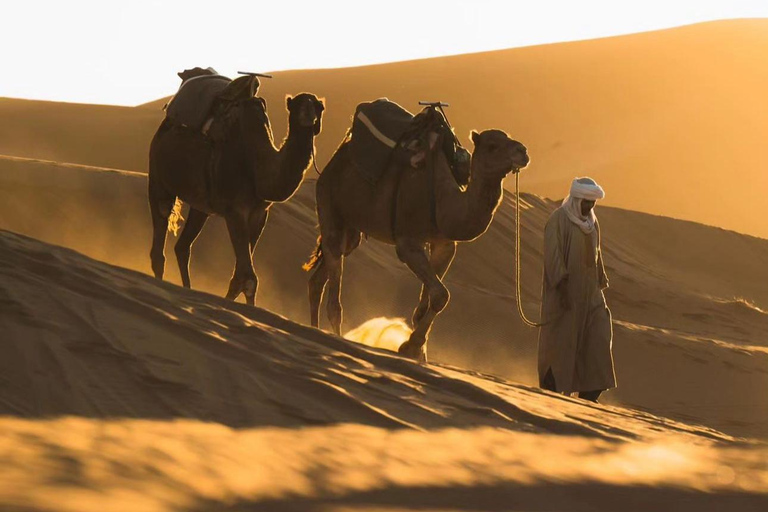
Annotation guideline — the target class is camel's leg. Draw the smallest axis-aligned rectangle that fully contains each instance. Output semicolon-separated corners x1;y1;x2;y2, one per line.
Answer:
244;208;269;305
412;240;457;326
320;229;362;336
395;239;450;362
174;208;209;288
248;208;269;256
324;239;345;336
310;178;333;330
308;259;328;328
224;211;257;305
148;179;175;280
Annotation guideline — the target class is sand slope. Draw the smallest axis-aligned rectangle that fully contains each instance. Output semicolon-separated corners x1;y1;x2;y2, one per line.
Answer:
2;157;767;439
1;229;767;512
3;20;767;237
0;97;161;171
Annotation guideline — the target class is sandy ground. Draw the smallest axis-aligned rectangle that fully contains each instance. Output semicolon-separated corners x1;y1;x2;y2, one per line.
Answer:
2;156;767;440
1;230;767;512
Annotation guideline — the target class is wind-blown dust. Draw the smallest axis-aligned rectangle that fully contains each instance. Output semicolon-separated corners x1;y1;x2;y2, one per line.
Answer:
345;317;412;352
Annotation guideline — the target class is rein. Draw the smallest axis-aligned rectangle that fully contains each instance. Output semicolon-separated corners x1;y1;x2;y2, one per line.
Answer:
311;144;321;175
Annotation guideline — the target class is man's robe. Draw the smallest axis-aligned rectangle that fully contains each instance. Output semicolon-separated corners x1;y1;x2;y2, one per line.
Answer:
537;206;617;394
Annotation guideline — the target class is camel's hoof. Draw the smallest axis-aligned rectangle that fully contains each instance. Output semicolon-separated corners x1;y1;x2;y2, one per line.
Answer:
244;279;257;297
398;340;427;363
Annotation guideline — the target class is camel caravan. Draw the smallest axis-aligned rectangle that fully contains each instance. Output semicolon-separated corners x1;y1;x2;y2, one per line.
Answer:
149;68;529;362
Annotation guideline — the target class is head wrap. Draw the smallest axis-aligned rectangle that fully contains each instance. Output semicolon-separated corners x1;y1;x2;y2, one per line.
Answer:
561;177;605;234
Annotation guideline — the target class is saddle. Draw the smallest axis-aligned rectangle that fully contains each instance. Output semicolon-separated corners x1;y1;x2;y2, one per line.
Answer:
164;69;260;136
349;98;469;186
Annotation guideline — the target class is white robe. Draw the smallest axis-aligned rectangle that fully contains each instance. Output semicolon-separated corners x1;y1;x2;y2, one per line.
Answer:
537;206;617;394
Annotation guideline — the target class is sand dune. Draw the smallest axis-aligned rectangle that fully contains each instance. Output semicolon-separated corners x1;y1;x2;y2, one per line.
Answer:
2;20;767;237
2;229;767;512
2;156;767;439
0;97;161;171
2;20;768;510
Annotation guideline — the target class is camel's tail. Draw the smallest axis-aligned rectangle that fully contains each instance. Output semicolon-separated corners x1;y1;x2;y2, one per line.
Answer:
167;198;185;236
303;236;324;271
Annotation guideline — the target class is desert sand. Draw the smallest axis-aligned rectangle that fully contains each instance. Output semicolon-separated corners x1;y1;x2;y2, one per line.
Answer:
2;154;767;440
1;230;767;511
1;18;767;512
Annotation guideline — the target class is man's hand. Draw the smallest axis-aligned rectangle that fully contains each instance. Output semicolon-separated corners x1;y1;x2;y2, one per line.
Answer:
558;279;571;311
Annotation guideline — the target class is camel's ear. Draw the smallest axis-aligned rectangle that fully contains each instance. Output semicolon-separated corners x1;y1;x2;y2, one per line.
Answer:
470;130;481;145
286;95;294;109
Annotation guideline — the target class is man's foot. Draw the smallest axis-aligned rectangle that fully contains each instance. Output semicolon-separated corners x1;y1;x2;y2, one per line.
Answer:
578;390;603;403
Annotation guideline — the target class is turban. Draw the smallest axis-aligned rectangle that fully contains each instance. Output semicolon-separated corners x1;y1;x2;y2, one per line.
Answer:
569;177;605;201
561;177;604;234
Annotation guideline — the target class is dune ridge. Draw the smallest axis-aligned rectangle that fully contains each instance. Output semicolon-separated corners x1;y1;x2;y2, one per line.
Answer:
2;20;767;237
0;229;723;437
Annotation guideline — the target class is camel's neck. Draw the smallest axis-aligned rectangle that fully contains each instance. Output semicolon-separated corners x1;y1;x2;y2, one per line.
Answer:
435;156;506;242
272;123;315;201
247;119;314;202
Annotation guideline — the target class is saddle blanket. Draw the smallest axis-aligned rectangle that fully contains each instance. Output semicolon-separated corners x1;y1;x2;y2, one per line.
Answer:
350;98;415;184
165;74;232;131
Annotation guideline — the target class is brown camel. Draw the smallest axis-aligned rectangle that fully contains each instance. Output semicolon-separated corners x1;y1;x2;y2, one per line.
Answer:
148;77;325;305
305;115;529;361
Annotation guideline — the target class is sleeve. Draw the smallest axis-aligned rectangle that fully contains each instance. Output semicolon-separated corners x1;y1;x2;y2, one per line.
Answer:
543;214;569;288
596;222;609;290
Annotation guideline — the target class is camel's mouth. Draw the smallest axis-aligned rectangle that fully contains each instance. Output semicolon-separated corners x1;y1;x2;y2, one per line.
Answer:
511;156;530;173
299;114;317;128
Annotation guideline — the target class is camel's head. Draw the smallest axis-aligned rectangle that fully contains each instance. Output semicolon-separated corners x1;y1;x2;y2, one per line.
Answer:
287;93;325;136
469;129;529;177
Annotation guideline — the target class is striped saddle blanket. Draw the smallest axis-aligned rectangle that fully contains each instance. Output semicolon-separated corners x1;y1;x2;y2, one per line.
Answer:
350;98;416;184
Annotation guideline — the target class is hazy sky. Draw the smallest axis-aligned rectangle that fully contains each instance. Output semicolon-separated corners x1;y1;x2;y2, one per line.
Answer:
3;0;767;105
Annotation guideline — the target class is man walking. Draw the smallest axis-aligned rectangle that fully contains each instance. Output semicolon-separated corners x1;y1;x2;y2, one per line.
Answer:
538;177;616;402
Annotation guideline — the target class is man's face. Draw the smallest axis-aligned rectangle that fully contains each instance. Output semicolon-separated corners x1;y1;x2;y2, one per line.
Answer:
581;199;596;216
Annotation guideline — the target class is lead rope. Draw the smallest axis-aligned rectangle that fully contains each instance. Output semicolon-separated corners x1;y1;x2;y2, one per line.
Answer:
311;144;321;175
514;172;553;328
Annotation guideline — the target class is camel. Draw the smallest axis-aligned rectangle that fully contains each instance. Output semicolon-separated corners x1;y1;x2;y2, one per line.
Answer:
148;76;325;305
305;109;529;361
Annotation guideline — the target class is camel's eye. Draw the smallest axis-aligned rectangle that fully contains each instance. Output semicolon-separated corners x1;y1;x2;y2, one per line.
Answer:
488;144;498;152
